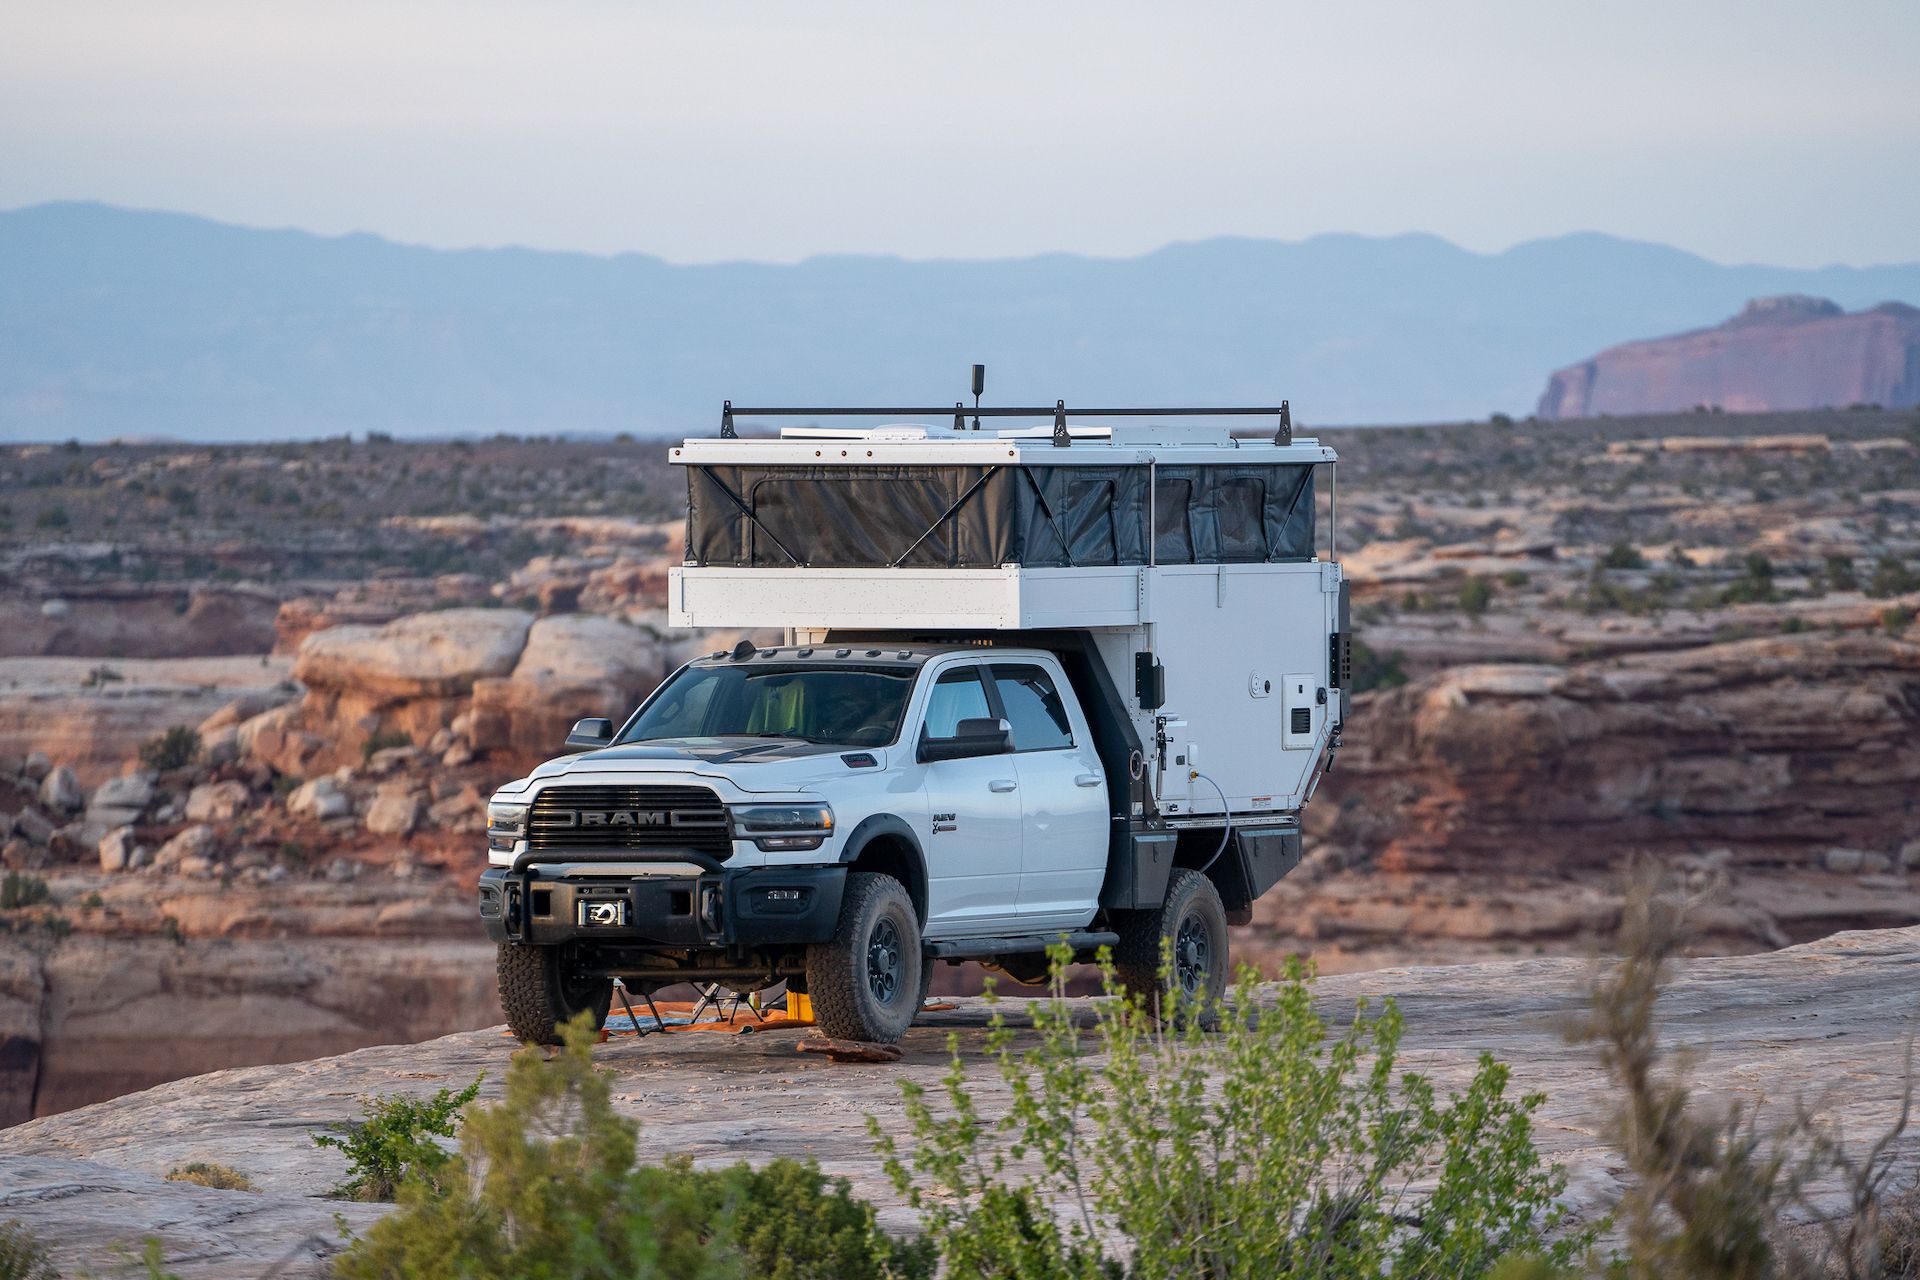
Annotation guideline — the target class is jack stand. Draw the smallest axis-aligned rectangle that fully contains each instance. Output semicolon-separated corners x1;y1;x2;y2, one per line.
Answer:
611;977;650;1037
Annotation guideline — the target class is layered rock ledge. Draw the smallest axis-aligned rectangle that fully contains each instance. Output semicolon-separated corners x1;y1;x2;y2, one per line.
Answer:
0;925;1914;1278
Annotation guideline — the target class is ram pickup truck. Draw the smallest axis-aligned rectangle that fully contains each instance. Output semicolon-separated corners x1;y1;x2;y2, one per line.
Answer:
480;639;1220;1043
480;396;1344;1045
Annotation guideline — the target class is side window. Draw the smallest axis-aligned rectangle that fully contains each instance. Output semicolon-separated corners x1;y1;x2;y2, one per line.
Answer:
1154;477;1193;564
991;665;1075;751
1065;479;1118;566
922;665;991;739
1217;478;1267;562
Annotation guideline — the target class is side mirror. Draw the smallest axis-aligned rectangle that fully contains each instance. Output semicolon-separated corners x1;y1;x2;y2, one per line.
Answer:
564;717;614;751
918;716;1012;763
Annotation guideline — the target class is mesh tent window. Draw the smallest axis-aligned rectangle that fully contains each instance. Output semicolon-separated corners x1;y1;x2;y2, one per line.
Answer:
685;462;1314;568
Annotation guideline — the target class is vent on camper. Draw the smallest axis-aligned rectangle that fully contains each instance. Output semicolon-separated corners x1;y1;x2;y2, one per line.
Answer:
1290;708;1312;735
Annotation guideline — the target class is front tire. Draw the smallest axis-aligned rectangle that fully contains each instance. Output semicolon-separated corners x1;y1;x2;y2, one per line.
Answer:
806;872;922;1043
497;943;613;1045
1113;868;1229;1011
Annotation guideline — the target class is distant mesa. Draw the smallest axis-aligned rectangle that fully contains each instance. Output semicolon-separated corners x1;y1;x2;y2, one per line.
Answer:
1537;295;1920;419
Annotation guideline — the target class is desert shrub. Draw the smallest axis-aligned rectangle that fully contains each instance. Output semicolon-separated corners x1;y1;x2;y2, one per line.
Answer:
1601;542;1648;570
1720;554;1778;606
1459;575;1497;618
335;1018;929;1280
1824;555;1861;593
314;1078;481;1201
875;946;1593;1280
1570;878;1913;1280
0;1221;56;1280
360;730;413;763
0;876;50;911
1350;638;1409;694
163;1161;255;1191
1884;605;1915;635
1875;1182;1920;1280
1870;557;1920;599
138;726;201;772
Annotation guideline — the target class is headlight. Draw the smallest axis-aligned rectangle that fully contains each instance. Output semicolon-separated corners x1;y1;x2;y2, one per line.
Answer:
729;803;834;852
487;802;529;851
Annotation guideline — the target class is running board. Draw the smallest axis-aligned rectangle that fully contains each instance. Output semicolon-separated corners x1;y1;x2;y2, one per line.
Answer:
925;930;1120;961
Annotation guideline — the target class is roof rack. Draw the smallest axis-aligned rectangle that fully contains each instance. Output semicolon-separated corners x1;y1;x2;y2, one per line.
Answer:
719;399;1295;447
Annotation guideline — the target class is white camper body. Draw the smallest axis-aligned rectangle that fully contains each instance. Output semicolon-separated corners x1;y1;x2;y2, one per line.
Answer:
668;420;1344;823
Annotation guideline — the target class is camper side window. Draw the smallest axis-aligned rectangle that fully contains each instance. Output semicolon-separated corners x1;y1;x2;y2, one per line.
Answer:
922;666;991;739
991;665;1075;751
1154;477;1194;564
1217;478;1267;562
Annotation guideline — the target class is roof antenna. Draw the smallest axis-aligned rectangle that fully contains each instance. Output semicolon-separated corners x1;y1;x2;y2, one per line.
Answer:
1052;399;1070;448
1273;400;1292;446
721;400;737;439
971;364;986;430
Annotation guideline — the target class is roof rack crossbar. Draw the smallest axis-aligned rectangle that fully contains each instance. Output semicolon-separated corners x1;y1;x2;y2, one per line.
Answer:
721;406;1287;419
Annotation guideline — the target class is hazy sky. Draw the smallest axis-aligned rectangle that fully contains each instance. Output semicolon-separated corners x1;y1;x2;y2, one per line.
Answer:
5;1;1916;267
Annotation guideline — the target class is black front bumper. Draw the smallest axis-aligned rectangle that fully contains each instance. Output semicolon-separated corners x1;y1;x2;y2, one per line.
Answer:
477;863;846;950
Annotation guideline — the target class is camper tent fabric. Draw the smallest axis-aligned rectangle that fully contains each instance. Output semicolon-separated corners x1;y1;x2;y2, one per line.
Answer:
685;463;1315;569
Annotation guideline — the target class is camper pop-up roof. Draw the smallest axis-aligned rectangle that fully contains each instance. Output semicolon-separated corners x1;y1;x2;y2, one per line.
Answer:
668;401;1338;633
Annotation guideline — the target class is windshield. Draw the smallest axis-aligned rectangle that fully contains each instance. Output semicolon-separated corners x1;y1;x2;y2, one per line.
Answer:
619;663;916;748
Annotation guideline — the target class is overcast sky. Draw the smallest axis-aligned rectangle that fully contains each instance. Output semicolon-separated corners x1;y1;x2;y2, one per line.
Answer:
4;1;1916;267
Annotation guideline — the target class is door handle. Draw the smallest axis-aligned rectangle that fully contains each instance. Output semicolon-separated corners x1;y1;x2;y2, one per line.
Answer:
1074;774;1102;788
988;779;1018;793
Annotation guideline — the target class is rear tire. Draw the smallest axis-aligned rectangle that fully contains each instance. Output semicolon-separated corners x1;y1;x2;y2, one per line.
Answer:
1113;868;1229;1012
497;943;613;1045
806;872;922;1044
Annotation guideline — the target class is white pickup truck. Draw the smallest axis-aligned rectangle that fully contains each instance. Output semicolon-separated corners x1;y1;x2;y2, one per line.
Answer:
479;396;1347;1044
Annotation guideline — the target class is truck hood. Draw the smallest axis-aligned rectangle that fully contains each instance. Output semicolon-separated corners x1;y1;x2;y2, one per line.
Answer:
522;737;883;794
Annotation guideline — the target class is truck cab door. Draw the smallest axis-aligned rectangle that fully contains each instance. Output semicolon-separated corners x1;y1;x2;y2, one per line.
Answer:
916;663;1025;938
989;662;1108;929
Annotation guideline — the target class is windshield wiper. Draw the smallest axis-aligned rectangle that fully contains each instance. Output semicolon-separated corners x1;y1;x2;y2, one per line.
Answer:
752;731;824;743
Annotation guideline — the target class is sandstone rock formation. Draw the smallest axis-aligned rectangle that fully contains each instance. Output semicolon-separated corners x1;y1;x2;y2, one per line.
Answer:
1539;296;1920;418
0;586;280;659
467;613;679;761
0;655;295;785
0;927;1914;1277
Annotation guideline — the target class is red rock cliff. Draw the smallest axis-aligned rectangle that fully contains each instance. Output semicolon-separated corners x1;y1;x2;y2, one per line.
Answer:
1539;296;1920;418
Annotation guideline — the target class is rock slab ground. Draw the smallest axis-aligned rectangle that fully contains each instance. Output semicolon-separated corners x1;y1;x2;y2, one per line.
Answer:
0;926;1916;1278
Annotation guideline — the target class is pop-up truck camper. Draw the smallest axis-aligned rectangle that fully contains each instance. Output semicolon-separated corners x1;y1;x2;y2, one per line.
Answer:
479;375;1348;1044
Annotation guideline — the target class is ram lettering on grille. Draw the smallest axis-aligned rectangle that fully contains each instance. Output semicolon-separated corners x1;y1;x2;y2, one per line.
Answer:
526;785;731;858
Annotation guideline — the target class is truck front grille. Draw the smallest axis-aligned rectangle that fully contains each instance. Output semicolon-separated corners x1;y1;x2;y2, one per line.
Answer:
525;785;731;860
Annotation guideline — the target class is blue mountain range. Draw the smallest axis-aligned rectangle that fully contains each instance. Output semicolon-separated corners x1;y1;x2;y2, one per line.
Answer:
3;201;1917;441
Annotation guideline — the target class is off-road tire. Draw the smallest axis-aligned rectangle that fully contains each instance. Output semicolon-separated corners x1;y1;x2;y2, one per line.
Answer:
806;872;922;1044
496;943;613;1045
910;957;935;1024
1113;868;1229;1013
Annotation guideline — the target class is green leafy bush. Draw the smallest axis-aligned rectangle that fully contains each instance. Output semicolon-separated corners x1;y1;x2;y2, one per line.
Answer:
335;1018;928;1280
314;1078;481;1201
0;1220;56;1280
874;946;1593;1280
138;726;201;772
